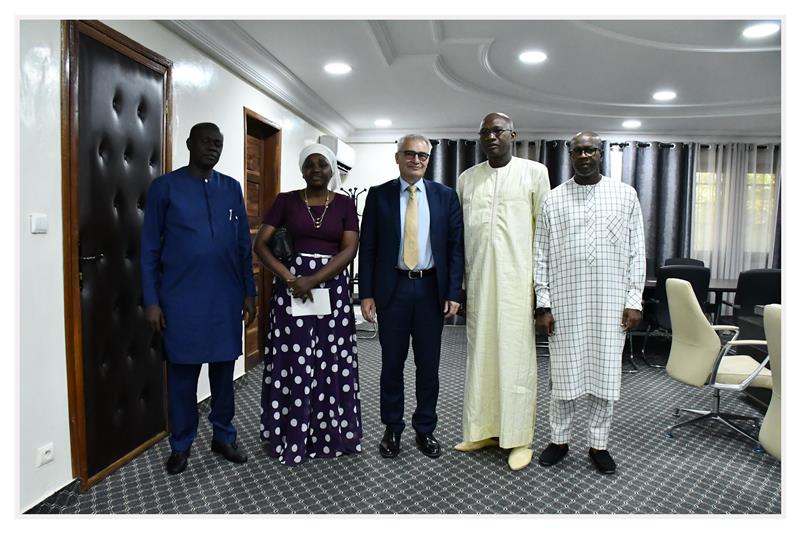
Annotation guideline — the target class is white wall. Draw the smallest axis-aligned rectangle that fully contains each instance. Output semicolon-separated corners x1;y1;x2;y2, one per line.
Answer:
18;19;326;512
341;142;404;287
19;19;73;516
342;142;399;191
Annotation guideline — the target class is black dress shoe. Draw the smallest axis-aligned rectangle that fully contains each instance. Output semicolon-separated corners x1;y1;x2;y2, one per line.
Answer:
415;432;442;458
379;428;401;458
211;440;248;463
589;448;616;474
165;449;190;475
538;443;569;466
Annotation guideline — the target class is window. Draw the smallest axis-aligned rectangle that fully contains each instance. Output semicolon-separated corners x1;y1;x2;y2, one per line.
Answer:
691;145;779;268
744;172;778;253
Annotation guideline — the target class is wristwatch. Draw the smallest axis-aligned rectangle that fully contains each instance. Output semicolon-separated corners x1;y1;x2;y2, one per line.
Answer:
534;307;552;318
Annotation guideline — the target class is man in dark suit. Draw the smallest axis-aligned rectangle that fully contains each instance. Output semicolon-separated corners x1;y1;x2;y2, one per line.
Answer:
359;133;464;459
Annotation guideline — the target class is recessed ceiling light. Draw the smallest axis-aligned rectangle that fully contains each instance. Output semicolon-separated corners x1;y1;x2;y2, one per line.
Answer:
324;62;352;75
518;50;547;64
742;22;780;39
622;120;642;129
374;119;392;128
653;90;677;101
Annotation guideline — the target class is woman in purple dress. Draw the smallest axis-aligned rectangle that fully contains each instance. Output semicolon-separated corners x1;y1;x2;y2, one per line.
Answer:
253;144;362;465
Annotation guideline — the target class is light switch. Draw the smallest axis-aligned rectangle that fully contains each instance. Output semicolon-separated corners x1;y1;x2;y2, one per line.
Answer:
29;213;48;234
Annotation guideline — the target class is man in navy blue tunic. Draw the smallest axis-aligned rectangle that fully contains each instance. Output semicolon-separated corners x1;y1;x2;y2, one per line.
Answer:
141;122;257;475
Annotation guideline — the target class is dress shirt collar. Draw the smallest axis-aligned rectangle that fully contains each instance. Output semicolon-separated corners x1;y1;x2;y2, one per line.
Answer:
399;177;426;193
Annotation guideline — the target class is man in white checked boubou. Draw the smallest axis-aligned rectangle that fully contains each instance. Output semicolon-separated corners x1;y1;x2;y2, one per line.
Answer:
534;131;646;474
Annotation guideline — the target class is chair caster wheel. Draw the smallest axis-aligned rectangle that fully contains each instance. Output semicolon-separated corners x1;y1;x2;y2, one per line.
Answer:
665;432;673;438
673;409;681;418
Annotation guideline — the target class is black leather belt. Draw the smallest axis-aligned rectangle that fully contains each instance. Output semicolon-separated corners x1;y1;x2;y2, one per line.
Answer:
397;268;436;279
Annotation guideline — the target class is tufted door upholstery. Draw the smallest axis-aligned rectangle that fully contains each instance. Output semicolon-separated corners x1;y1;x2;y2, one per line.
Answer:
78;34;168;477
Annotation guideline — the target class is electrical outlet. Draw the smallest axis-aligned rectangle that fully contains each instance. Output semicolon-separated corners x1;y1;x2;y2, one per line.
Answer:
36;443;54;467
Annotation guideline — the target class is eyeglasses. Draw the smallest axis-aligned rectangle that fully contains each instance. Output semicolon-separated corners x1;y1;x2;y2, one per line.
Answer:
401;150;430;162
478;128;512;138
569;146;601;156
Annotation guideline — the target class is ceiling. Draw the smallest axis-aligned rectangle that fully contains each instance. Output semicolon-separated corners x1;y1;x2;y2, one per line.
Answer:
163;19;781;142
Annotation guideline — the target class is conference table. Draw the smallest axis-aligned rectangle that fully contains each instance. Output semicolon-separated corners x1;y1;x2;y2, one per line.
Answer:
644;277;738;323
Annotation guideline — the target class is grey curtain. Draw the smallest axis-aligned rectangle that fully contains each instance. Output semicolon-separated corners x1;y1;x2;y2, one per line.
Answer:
620;142;695;276
425;139;485;188
537;139;613;189
771;146;781;269
772;179;781;268
426;137;696;277
513;139;542;161
538;140;571;189
426;138;581;187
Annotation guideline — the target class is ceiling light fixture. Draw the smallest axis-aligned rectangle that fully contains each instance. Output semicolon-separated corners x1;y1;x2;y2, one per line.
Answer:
622;120;642;129
518;50;547;64
374;119;392;128
742;22;780;39
653;90;677;101
324;62;352;75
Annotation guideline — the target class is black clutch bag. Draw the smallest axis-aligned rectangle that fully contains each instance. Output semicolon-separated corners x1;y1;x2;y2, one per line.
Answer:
270;227;294;262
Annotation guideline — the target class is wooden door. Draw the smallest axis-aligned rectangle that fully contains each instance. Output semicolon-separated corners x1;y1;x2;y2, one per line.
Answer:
62;20;172;488
244;109;281;370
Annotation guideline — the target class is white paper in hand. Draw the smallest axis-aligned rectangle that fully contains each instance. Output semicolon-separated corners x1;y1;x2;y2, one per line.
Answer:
291;289;332;317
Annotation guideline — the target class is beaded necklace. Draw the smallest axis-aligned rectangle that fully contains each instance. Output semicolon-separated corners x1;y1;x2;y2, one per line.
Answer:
302;189;332;229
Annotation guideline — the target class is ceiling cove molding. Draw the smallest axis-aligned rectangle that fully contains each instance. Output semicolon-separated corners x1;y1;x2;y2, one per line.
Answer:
367;20;396;67
346;129;781;144
433;54;627;118
430;20;444;45
479;40;780;112
428;21;492;47
436;49;777;119
161;20;353;139
571;21;780;53
391;53;440;64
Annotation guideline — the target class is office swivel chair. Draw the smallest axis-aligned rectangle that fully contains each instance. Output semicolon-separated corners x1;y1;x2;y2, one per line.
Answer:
664;257;705;267
759;304;781;459
631;265;710;367
719;268;781;325
664;279;772;447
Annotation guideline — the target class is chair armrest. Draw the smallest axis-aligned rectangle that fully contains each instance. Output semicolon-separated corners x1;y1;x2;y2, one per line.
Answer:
719;339;769;389
725;340;768;347
712;325;739;332
711;335;771;389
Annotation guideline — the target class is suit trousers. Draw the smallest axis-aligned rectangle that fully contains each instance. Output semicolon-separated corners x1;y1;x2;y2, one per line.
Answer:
377;272;443;435
167;360;237;452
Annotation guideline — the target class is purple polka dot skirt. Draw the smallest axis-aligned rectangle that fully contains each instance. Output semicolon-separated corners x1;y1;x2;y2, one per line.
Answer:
260;253;363;465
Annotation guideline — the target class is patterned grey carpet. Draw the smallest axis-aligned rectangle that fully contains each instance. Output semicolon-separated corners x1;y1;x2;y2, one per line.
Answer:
28;326;781;514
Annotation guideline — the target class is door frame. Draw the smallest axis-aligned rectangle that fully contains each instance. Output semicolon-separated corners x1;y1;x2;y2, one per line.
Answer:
60;20;173;489
242;107;281;371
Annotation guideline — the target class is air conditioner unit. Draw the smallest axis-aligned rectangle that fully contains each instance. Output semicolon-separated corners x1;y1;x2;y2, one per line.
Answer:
318;135;355;175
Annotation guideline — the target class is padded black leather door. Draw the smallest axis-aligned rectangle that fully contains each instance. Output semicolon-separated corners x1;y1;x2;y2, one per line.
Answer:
77;32;168;477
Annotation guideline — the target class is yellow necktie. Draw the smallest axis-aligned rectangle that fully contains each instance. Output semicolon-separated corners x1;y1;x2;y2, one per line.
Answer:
403;184;419;270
